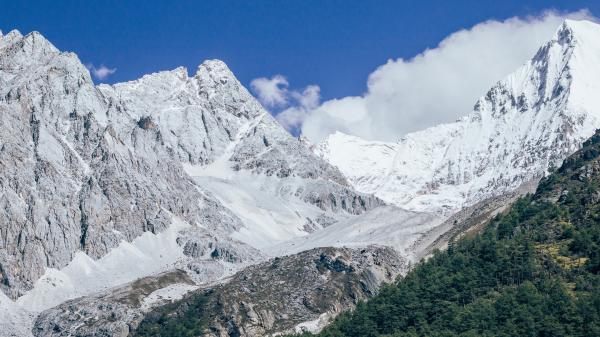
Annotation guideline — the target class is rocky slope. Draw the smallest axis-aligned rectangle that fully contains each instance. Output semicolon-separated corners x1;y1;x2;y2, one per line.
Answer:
31;246;403;337
317;19;600;214
126;246;404;337
410;178;539;261
32;269;196;337
24;245;403;337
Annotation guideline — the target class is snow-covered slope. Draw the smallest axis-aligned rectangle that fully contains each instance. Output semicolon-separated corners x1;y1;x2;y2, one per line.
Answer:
16;218;191;312
271;206;443;259
0;291;34;337
317;19;600;214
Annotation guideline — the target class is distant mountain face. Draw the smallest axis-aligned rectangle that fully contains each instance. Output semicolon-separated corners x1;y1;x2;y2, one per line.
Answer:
317;19;600;214
0;29;380;304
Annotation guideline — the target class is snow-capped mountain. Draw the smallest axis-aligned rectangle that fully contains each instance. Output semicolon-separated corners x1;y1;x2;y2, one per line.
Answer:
0;27;382;314
317;19;600;214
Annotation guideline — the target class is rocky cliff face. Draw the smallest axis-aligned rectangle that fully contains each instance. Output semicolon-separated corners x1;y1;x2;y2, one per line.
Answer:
127;246;404;337
0;29;380;303
317;19;600;214
0;30;242;300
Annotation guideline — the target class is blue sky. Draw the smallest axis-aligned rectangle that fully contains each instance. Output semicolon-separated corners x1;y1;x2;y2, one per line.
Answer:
1;1;598;140
0;1;595;98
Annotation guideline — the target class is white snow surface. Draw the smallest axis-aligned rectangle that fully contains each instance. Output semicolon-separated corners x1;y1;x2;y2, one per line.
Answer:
317;19;600;214
140;283;199;311
185;162;353;251
16;218;190;312
0;291;34;337
294;312;332;334
271;206;443;259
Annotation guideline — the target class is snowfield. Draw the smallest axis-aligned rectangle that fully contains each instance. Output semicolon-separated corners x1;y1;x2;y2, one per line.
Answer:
0;291;34;337
270;206;443;258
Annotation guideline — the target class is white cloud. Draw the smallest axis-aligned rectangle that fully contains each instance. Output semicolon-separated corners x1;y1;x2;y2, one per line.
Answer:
250;75;321;133
250;75;289;108
86;64;117;80
301;10;596;143
275;85;320;131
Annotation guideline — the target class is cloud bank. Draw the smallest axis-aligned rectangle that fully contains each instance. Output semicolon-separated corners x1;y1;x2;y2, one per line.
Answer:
86;64;117;80
261;10;594;143
250;75;289;108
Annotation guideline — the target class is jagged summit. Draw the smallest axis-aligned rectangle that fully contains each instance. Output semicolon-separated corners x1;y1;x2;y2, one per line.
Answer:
100;57;266;165
560;18;600;38
0;29;22;42
196;58;236;79
0;29;91;92
0;30;59;57
110;58;237;89
318;19;600;214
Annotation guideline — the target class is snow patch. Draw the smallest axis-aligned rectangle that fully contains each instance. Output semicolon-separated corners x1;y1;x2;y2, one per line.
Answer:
294;312;331;334
140;283;199;311
187;170;349;251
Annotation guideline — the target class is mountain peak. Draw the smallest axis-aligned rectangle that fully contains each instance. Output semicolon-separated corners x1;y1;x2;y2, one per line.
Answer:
0;29;23;50
19;30;58;54
0;29;63;74
561;18;600;33
199;58;230;70
1;29;22;40
554;19;600;47
193;59;247;99
195;59;234;81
